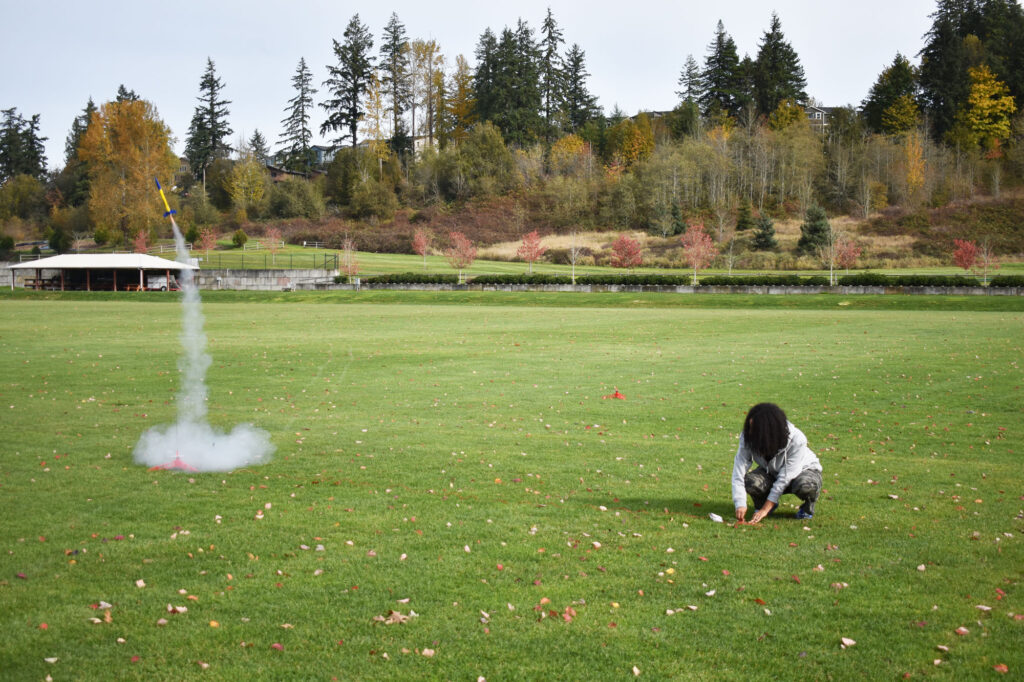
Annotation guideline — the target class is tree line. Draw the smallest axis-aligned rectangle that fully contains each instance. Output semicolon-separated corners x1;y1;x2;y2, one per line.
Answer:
1;1;1022;261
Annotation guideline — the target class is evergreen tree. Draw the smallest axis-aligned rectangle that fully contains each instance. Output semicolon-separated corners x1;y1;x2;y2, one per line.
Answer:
752;12;807;117
919;13;969;141
115;85;139;102
735;199;755;231
278;57;318;172
539;8;565;141
249;130;270;165
321;14;375;149
751;214;778;250
676;54;703;103
505;19;543;146
561;43;600;132
62;97;97;206
379;12;413;156
472;28;500;125
700;20;744;119
861;53;919;134
184;58;233;180
797;205;830;254
0;108;47;182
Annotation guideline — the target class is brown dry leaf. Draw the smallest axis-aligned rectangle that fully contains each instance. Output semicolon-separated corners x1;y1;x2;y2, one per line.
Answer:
104;609;113;624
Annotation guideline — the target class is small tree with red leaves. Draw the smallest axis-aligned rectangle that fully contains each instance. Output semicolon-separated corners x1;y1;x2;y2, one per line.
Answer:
680;222;717;284
953;238;978;274
836;234;861;275
265;226;283;265
610;234;642;272
412;228;431;271
516;230;547;274
446;231;476;283
133;229;151;254
198;227;219;259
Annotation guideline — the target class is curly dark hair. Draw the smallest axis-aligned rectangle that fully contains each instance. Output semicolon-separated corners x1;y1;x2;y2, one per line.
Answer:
743;403;790;459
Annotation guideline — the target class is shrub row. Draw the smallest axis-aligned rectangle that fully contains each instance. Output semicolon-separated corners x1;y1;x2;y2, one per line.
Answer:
836;273;982;287
472;274;573;285
699;275;830;286
988;274;1024;287
361;272;460;284
575;274;695;286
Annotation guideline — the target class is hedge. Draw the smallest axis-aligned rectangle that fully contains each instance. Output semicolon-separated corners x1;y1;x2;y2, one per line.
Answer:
699;275;830;286
987;274;1024;287
836;273;982;287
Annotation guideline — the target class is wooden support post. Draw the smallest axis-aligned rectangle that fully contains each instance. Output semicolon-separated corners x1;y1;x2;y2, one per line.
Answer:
87;269;91;291
113;270;117;291
60;270;65;291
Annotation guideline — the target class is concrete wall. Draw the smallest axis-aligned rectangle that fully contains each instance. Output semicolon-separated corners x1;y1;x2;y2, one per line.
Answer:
195;269;337;291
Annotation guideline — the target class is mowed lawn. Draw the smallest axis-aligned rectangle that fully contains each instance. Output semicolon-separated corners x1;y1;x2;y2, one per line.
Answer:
0;294;1022;680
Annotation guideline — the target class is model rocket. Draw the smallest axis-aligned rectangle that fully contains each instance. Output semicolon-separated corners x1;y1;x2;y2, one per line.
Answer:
154;178;176;218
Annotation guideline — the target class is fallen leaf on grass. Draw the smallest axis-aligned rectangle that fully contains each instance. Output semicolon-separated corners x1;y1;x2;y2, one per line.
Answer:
632;665;641;676
840;637;856;649
976;605;992;612
44;657;58;664
270;643;284;651
374;610;416;625
993;664;1009;673
955;626;969;635
422;648;435;657
166;604;188;614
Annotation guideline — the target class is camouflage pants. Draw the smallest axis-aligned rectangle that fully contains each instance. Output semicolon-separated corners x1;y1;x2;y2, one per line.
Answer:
744;467;822;512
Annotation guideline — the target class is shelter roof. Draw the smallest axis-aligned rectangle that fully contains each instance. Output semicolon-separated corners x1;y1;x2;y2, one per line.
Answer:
8;253;198;271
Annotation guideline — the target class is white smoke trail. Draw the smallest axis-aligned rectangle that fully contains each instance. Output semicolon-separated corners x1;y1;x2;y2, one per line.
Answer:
133;217;274;472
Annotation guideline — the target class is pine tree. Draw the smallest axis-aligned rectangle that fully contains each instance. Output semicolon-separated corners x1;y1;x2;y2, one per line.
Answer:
504;19;543;147
539;8;565;141
862;53;919;134
320;14;375;149
115;85;139;102
752;12;807;117
278;57;319;172
62;98;97;206
0;108;47;182
249;130;270;165
735;199;755;231
379;12;413;156
472;28;500;125
561;43;599;132
797;205;830;254
751;214;778;250
185;58;233;181
677;54;703;103
700;20;744;119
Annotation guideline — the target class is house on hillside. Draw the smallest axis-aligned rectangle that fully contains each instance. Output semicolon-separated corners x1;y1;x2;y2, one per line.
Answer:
804;106;842;133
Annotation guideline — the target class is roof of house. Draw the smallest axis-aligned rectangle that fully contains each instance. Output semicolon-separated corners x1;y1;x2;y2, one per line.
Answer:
8;253;199;271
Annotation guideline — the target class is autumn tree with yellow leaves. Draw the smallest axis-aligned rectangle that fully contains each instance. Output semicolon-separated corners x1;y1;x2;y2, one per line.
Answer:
77;99;178;246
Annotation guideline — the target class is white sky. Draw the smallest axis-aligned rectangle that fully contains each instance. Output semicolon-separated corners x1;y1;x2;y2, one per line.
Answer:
1;0;939;170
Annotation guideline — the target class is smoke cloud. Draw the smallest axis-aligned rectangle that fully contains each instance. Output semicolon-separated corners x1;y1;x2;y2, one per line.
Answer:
133;217;274;472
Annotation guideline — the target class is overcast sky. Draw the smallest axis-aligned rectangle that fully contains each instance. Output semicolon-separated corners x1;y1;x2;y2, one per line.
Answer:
2;0;940;170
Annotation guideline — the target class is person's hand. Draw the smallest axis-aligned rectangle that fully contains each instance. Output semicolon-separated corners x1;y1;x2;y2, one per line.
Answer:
749;501;776;525
735;507;747;523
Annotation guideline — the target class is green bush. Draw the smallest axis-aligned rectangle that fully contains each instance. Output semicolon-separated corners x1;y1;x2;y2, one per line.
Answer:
987;275;1024;288
837;273;983;287
699;275;828;286
361;272;460;285
232;229;248;248
471;274;573;286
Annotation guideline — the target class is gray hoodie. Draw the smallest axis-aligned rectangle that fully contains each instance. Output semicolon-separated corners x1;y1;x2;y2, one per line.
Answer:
731;421;822;508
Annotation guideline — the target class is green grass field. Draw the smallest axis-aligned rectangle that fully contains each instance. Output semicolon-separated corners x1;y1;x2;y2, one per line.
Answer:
1;292;1022;680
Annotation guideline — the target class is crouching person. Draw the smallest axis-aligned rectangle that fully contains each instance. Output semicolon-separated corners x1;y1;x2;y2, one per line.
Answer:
732;403;823;524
